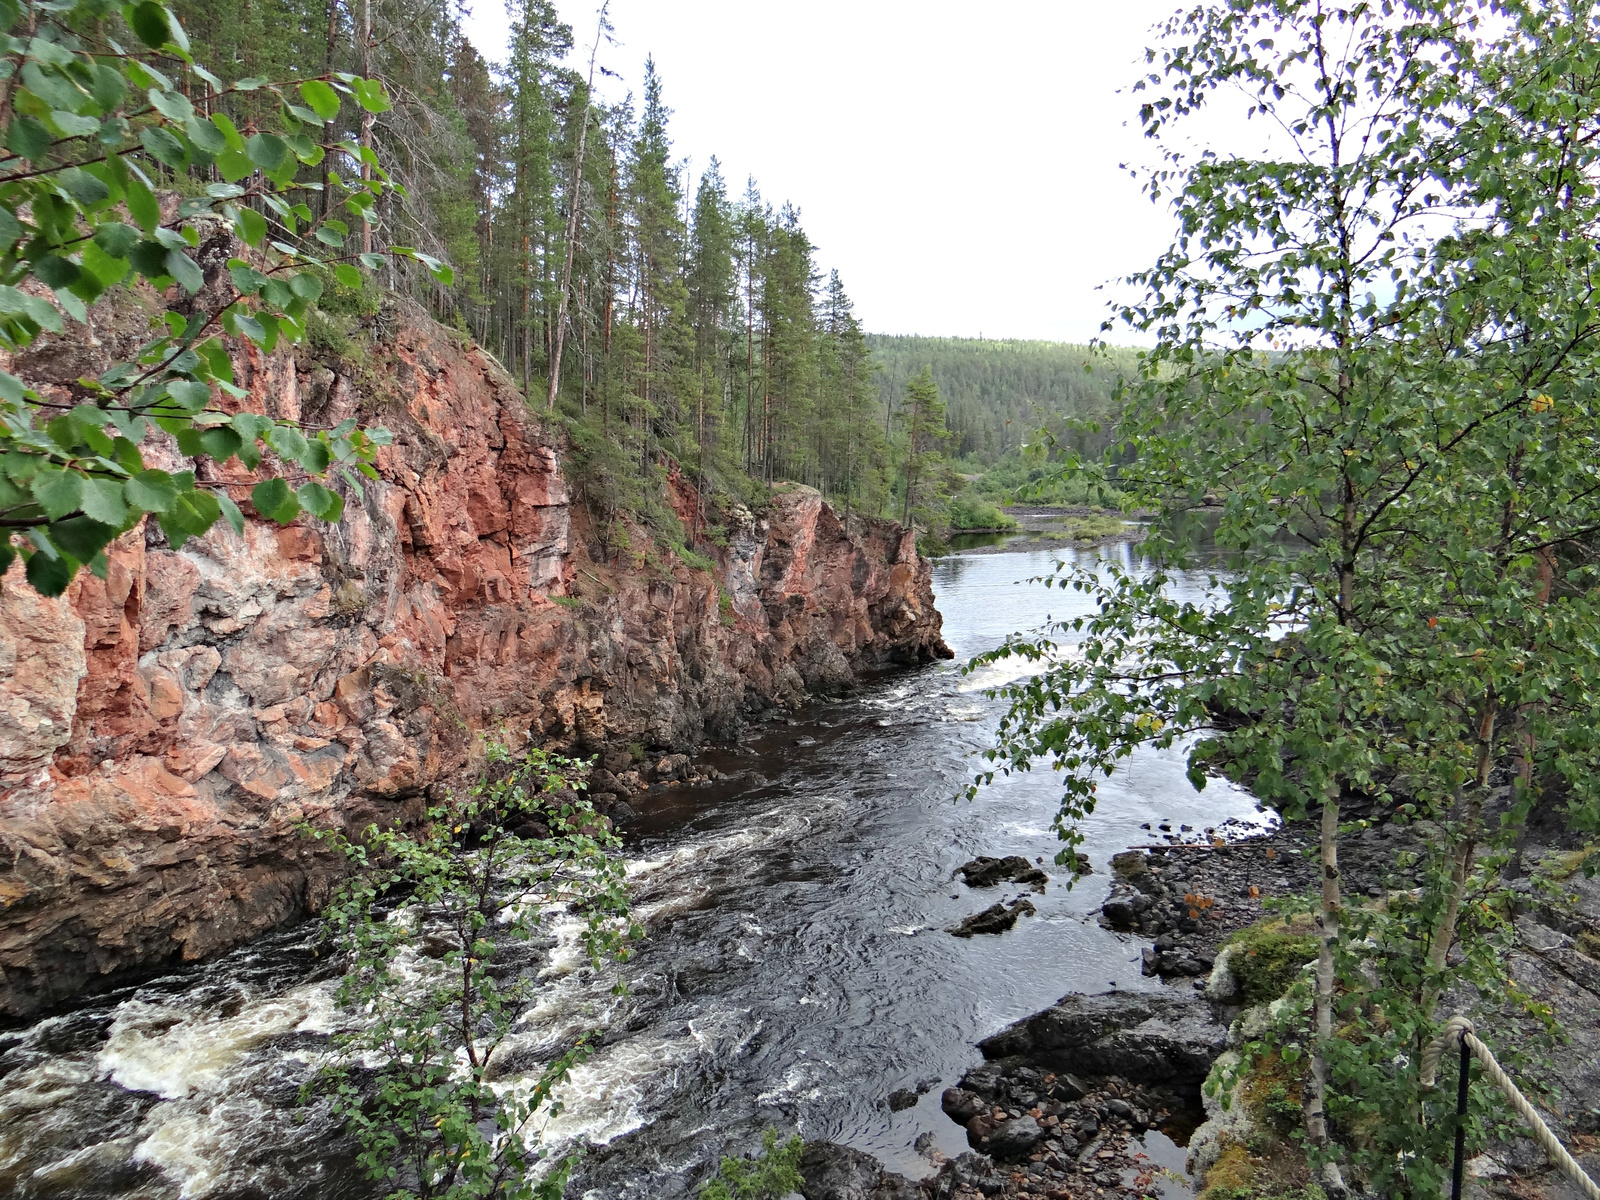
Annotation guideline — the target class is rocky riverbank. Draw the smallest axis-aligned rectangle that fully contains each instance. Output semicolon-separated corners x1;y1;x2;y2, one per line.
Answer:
785;808;1600;1200
0;289;950;1019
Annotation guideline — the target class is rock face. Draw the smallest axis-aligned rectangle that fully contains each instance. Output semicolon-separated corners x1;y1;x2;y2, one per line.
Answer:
797;1141;924;1200
976;990;1227;1083
0;298;951;1018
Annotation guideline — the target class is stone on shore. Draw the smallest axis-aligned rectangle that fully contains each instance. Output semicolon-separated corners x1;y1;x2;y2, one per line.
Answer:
797;1140;922;1200
976;990;1226;1082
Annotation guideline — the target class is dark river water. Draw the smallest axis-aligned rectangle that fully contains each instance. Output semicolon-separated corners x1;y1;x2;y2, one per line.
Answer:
0;544;1270;1199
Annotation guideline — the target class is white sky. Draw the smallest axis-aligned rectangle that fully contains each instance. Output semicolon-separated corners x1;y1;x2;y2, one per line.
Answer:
459;0;1186;343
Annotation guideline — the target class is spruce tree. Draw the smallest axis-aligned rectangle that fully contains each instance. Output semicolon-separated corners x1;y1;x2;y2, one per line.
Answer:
897;368;952;530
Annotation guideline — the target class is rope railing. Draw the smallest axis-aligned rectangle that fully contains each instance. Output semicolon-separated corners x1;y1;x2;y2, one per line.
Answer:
1420;1015;1600;1200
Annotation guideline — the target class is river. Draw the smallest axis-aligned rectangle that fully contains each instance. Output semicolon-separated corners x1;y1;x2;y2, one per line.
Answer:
0;543;1271;1199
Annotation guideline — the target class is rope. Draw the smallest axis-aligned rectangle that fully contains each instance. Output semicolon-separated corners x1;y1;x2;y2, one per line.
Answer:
1421;1015;1600;1200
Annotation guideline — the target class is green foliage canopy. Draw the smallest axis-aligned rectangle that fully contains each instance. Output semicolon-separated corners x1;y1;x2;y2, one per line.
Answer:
969;0;1600;1192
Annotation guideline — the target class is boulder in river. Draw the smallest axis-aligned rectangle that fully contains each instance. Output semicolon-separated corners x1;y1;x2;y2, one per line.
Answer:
948;897;1036;938
940;1086;986;1122
958;855;1048;890
976;989;1227;1082
653;753;691;781
797;1140;922;1200
885;1088;919;1111
884;1076;939;1111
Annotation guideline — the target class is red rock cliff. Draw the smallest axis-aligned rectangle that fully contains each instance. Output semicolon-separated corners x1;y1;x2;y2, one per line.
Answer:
0;300;950;1018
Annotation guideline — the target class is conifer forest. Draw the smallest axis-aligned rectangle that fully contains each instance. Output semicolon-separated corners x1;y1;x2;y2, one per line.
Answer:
163;0;1040;542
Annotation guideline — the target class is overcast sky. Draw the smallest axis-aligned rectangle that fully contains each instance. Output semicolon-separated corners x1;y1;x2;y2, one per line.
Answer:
459;0;1183;343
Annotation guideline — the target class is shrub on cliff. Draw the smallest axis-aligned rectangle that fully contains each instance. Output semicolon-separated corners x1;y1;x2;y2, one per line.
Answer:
306;739;636;1200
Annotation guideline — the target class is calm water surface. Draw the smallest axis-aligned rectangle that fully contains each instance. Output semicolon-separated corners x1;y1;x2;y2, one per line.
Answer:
0;545;1269;1199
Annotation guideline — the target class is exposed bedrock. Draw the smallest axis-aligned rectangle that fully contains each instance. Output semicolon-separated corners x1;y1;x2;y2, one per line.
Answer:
976;990;1228;1083
0;294;950;1018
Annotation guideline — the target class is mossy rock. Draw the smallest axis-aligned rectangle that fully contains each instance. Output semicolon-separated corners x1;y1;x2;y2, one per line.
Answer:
1541;844;1599;881
1220;916;1319;1006
1110;849;1149;882
1200;1143;1257;1197
1198;1138;1323;1200
1239;1050;1305;1138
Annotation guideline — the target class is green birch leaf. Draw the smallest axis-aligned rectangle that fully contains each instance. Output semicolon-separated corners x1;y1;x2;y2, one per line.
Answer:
79;475;129;526
245;132;288;171
165;248;203;294
25;546;74;596
6;117;50;163
92;221;140;258
297;480;342;522
127;2;177;49
251;476;299;523
140;125;188;169
215;489;244;535
298;79;340;121
125;180;160;234
236;206;268;247
31;466;83;520
46;515;119;562
125;469;178;513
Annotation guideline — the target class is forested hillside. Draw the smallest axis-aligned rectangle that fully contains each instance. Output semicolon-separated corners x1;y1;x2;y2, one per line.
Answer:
166;0;912;534
866;335;1137;507
162;0;1144;545
866;335;1134;465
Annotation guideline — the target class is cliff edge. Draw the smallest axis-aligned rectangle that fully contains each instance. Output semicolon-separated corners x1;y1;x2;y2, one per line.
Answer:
0;298;950;1018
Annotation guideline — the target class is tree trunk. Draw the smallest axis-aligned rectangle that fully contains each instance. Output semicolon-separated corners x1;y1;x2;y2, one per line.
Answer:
546;13;605;413
359;0;373;255
1307;782;1341;1153
321;0;339;221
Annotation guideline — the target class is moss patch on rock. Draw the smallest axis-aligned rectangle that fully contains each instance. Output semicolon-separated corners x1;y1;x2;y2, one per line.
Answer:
1220;916;1319;1006
1541;843;1599;881
1198;1138;1322;1200
1239;1049;1306;1138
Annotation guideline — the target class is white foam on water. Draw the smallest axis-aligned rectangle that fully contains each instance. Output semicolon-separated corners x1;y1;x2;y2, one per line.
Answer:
131;1108;229;1199
956;643;1075;694
509;1009;751;1153
755;1061;826;1105
538;912;601;980
944;703;986;721
98;981;337;1100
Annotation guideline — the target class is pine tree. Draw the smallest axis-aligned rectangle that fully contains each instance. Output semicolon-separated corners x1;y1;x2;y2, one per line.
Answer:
897;368;952;530
156;7;914;544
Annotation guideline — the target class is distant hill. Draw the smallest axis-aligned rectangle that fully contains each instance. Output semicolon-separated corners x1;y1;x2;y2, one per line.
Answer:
865;334;1139;465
